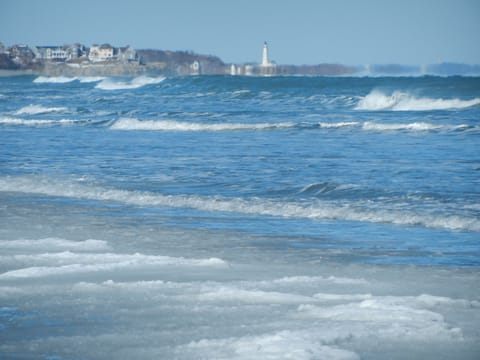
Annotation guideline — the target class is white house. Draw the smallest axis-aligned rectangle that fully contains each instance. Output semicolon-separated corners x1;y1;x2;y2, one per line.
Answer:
34;46;68;61
89;44;115;62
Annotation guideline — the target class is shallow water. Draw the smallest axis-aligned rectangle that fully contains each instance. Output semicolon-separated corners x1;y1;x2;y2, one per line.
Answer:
0;75;479;359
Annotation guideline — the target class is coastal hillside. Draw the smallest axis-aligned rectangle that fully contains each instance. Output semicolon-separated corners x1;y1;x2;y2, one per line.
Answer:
137;49;225;75
0;42;226;76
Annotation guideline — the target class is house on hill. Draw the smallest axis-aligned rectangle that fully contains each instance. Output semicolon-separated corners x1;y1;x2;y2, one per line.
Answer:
9;44;35;65
89;44;115;62
88;44;137;63
67;43;87;59
9;44;34;59
34;46;69;61
117;45;138;63
33;44;87;61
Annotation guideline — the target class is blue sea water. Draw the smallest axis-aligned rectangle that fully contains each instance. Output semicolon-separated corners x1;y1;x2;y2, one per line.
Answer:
0;75;479;359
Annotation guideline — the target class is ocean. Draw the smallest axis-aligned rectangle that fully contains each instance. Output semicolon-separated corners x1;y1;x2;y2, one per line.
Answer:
0;74;479;359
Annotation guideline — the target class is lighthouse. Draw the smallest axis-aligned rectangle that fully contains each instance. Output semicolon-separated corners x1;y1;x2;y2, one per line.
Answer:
262;41;270;67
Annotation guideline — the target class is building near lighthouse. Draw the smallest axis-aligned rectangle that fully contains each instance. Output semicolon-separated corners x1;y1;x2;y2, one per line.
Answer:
228;42;277;76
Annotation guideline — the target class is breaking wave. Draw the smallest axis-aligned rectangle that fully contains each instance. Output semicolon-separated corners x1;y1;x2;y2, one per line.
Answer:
33;76;78;83
14;104;68;115
32;76;106;84
95;76;166;90
356;90;480;111
78;76;106;83
1;176;478;232
110;117;295;131
0;116;77;126
110;117;477;133
317;121;359;128
363;122;444;131
2;114;474;134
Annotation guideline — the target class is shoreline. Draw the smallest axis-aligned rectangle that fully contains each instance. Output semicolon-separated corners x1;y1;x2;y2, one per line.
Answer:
0;69;37;77
2;66;480;78
0;63;156;77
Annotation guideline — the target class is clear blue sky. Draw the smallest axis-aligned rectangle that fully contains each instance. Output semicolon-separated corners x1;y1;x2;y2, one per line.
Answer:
1;0;479;65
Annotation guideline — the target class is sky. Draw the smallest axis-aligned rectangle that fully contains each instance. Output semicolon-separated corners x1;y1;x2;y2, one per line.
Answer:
1;0;479;65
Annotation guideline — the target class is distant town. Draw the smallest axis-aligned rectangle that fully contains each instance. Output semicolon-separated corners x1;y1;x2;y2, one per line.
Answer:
1;41;479;77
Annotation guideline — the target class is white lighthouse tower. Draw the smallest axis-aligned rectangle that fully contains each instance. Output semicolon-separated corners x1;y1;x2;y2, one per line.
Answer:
262;41;270;67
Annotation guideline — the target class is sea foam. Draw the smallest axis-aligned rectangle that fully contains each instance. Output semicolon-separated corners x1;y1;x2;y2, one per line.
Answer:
356;90;480;111
0;252;227;279
0;238;110;252
1;176;478;232
182;330;361;360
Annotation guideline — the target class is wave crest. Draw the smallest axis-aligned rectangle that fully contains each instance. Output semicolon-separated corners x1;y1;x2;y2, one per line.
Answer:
109;118;476;133
33;76;107;84
14;104;68;115
110;118;295;131
2;114;474;133
1;176;478;232
0;116;77;126
95;76;166;90
78;76;106;83
356;90;480;111
33;76;78;83
363;122;444;131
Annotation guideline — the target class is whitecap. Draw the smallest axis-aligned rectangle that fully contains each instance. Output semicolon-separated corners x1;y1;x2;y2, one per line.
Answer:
110;117;295;131
360;121;477;132
317;122;359;129
356;90;480;111
33;76;78;83
14;104;68;115
109;118;475;133
95;76;165;90
78;76;106;83
0;116;77;126
1;176;478;232
362;121;445;132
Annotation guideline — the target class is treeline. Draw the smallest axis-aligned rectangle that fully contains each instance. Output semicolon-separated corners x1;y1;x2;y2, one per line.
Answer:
138;49;225;75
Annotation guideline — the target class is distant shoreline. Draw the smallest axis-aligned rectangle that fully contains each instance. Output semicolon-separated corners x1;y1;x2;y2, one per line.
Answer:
0;59;358;78
1;42;480;77
0;69;36;77
3;70;480;79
